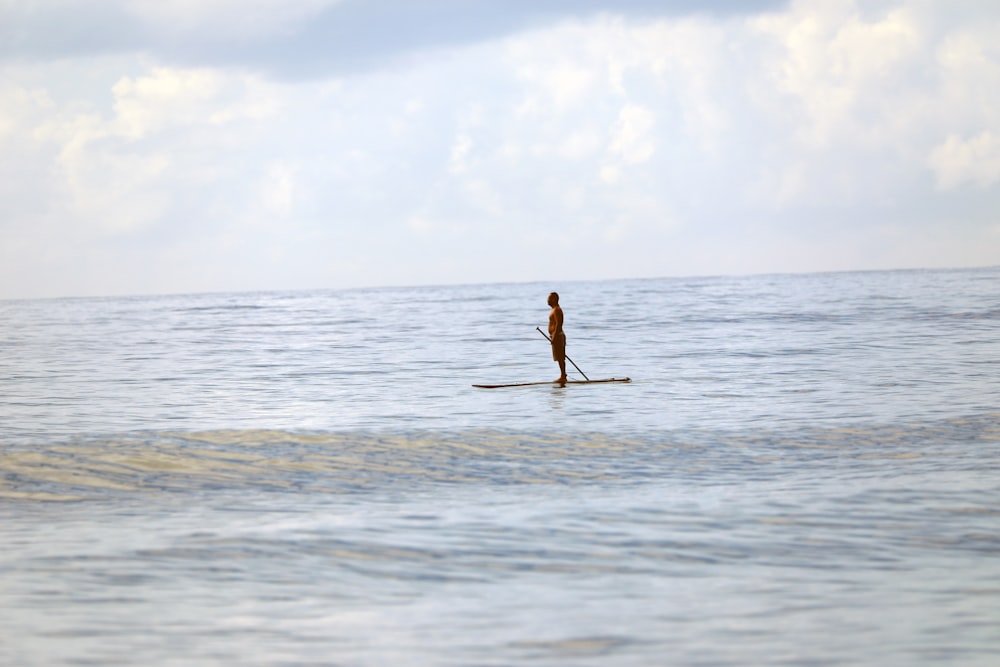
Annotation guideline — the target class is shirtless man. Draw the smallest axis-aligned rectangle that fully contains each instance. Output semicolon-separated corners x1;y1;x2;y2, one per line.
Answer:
548;292;567;383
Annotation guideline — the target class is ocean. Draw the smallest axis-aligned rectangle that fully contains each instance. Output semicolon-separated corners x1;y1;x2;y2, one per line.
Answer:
1;267;998;665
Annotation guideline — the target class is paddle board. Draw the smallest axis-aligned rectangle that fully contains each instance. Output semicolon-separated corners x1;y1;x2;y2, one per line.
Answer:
472;377;631;389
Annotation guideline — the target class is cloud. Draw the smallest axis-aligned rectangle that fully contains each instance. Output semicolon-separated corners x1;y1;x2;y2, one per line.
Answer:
599;104;657;186
2;0;1000;298
738;0;1000;209
928;132;1000;190
112;67;224;138
259;161;298;218
1;0;786;77
123;0;339;40
751;1;923;149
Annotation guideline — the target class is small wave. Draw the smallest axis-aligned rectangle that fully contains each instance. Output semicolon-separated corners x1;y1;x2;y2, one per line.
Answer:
2;414;997;502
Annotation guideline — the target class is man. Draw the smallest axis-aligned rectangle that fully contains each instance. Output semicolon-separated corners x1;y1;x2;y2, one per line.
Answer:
547;292;567;383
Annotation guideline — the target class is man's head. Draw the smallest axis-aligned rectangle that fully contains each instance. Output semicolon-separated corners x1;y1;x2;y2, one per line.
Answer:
548;292;559;307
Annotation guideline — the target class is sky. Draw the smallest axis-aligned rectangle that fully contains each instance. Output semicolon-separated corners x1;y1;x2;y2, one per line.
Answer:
1;0;999;299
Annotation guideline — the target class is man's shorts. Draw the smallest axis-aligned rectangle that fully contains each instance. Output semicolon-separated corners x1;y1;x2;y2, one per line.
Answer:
551;332;566;361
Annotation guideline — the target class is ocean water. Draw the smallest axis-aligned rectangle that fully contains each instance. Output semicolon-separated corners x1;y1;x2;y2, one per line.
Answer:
1;267;998;666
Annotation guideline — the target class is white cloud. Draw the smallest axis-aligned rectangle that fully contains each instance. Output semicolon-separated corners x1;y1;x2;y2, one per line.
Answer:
611;104;656;165
739;1;1000;209
603;103;656;185
112;67;220;139
406;215;434;234
927;132;1000;190
516;61;597;114
750;0;923;149
59;142;172;235
2;1;1000;298
449;134;473;174
933;25;1000;134
260;161;298;217
112;66;281;139
556;129;603;159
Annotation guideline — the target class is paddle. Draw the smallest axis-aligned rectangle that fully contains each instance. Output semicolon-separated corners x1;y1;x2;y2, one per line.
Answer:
536;327;590;381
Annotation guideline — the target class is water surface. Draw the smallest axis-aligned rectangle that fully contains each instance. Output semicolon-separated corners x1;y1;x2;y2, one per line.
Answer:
2;268;999;665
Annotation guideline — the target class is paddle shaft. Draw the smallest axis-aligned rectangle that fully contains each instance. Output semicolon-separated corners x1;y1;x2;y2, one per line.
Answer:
536;327;590;381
